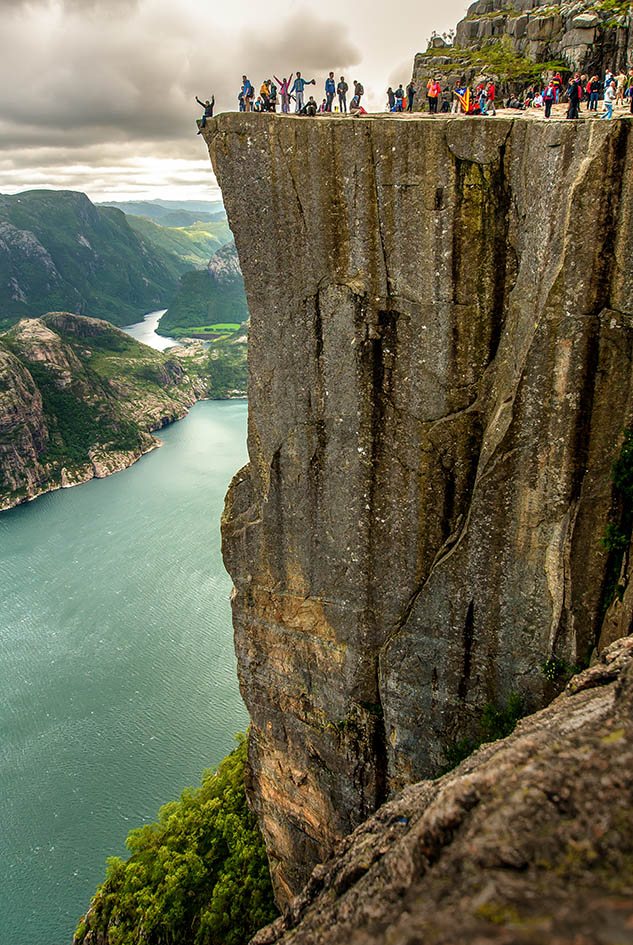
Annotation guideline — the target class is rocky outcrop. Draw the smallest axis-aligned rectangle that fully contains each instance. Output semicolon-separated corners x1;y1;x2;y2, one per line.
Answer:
205;113;633;903
0;313;215;511
252;635;633;945
411;0;632;107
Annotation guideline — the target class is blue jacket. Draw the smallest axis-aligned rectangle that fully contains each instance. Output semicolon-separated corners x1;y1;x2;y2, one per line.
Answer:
325;77;335;94
291;77;312;94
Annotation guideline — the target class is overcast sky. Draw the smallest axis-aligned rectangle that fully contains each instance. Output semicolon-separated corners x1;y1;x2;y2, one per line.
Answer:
0;0;468;202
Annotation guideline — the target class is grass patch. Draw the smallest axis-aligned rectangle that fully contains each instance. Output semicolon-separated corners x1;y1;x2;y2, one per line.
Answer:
418;40;567;81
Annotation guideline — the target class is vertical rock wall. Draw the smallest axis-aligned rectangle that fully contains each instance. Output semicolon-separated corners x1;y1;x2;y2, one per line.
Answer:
205;114;633;902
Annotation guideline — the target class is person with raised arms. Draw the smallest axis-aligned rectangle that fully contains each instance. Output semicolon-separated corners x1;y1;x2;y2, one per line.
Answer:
195;95;214;133
291;71;316;112
274;74;294;114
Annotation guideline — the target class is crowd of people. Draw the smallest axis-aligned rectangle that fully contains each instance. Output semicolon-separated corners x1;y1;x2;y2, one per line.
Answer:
233;74;368;114
196;66;633;128
444;68;633;119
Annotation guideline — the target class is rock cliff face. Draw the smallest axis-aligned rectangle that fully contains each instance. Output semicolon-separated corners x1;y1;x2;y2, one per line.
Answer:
205;114;633;903
411;0;632;108
252;635;633;945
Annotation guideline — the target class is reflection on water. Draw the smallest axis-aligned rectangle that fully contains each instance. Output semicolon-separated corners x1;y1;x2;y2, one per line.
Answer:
122;310;176;351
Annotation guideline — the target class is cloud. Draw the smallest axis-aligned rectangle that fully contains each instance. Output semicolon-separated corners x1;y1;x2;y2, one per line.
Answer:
0;0;466;198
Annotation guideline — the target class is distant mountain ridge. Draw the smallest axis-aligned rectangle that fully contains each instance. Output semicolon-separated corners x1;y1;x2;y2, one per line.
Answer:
98;199;225;226
0;191;234;333
0;190;187;331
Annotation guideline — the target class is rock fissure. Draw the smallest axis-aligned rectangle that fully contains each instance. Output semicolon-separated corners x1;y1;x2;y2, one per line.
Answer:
207;114;633;904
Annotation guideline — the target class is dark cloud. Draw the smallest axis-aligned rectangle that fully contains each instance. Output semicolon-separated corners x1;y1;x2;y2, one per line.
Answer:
0;1;362;165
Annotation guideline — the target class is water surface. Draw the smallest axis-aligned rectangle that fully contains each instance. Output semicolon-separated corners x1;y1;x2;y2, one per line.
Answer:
121;309;175;350
0;400;249;945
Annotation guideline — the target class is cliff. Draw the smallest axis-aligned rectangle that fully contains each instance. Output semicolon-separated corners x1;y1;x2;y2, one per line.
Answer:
204;113;633;903
412;0;632;106
0;312;243;511
252;635;633;945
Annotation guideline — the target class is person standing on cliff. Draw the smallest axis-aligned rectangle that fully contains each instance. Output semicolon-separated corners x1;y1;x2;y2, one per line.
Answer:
325;72;336;111
337;76;348;112
566;74;581;119
195;95;214;133
602;79;616;118
274;74;294;114
291;72;316;112
241;75;254;112
406;80;416;111
587;75;600;111
543;80;555;118
353;80;364;104
427;77;441;113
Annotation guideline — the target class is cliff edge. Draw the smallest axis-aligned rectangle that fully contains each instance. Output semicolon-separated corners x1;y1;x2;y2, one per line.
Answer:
204;114;633;902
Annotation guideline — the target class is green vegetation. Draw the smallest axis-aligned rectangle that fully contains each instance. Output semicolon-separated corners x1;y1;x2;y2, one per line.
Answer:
0;191;236;333
419;40;566;80
74;736;278;945
126;215;233;271
158;244;248;339
0;190;185;330
596;0;630;14
600;429;633;613
440;692;524;773
25;360;141;464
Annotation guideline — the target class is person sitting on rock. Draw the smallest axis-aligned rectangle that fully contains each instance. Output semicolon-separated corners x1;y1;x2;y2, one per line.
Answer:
300;96;318;116
195;95;214;133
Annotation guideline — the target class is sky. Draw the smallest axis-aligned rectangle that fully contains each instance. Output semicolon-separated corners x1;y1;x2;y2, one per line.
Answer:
0;0;468;203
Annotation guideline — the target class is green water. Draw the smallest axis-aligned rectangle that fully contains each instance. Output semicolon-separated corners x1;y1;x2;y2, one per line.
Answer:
0;400;249;945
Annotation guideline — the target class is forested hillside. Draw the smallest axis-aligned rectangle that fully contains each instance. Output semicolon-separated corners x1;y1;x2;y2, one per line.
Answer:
0;191;186;330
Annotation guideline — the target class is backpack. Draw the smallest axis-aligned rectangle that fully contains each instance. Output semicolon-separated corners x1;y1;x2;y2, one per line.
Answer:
357;83;364;95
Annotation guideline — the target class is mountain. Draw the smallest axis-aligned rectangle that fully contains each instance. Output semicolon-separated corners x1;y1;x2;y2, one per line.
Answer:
0;190;185;331
0;312;246;511
125;214;233;270
98;199;225;224
158;242;248;339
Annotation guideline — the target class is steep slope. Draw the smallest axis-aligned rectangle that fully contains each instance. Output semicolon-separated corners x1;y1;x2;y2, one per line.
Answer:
252;635;633;945
205;113;633;902
0;191;183;330
158;242;248;337
0;312;241;511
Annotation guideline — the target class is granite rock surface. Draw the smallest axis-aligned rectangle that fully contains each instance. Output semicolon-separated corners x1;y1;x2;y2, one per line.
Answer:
251;635;633;945
206;113;633;902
